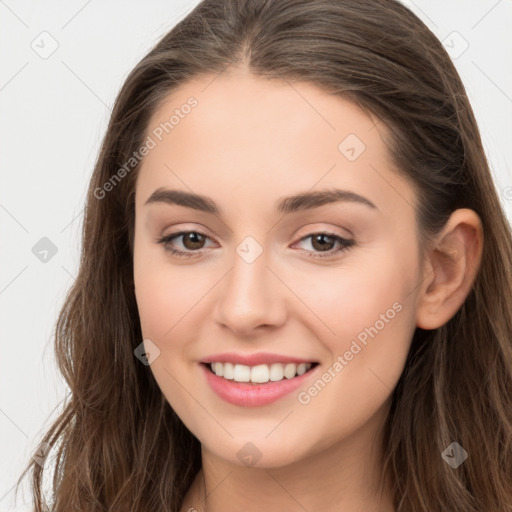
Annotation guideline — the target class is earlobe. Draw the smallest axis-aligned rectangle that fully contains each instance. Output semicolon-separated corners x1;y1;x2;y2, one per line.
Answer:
416;208;483;330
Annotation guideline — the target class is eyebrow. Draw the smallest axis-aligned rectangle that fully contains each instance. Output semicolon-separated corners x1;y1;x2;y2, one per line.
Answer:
144;187;377;215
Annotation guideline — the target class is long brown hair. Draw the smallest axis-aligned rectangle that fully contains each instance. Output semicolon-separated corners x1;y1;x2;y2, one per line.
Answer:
15;0;512;510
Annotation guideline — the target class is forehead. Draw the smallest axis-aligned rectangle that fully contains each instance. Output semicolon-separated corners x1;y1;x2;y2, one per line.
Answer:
135;68;416;220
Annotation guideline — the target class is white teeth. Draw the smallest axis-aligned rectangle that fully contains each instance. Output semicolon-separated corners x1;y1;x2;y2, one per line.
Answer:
284;363;296;379
251;364;269;383
269;363;284;381
208;362;314;383
223;362;234;379
233;364;251;382
212;362;223;377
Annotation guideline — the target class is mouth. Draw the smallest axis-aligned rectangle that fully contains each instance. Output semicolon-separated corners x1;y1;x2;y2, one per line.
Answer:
203;361;319;385
200;361;320;407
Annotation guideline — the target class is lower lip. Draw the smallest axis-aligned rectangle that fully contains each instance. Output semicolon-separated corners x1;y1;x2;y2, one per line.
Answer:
201;363;317;407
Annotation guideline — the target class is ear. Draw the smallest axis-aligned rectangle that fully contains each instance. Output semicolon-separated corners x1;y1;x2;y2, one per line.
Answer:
416;208;483;330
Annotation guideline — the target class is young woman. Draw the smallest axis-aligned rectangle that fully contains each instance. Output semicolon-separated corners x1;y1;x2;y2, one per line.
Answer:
16;0;512;511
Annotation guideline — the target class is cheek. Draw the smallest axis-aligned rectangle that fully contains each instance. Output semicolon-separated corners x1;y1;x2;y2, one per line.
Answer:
289;246;417;398
292;288;415;456
133;241;210;341
289;248;414;346
133;255;209;429
135;271;192;340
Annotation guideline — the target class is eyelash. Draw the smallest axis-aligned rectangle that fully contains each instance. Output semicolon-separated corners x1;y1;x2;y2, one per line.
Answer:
156;230;354;259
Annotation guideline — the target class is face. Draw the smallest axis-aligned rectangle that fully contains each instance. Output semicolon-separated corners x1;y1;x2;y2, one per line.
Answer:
133;66;423;468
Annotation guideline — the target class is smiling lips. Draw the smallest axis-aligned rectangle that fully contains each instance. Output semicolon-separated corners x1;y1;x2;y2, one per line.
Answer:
200;352;319;407
201;352;318;383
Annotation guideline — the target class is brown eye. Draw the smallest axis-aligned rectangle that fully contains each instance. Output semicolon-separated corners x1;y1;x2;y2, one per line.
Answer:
157;230;214;258
295;232;354;259
310;234;336;252
181;232;207;250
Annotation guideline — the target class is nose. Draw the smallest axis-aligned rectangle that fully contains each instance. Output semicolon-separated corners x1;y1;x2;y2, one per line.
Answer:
213;246;287;336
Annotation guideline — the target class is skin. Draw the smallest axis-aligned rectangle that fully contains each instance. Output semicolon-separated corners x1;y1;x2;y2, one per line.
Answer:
132;65;483;512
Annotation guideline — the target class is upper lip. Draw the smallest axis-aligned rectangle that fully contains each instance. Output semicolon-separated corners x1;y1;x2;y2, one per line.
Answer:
200;352;317;366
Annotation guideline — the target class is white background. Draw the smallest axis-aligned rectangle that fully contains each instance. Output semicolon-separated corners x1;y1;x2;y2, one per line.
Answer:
1;1;511;510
